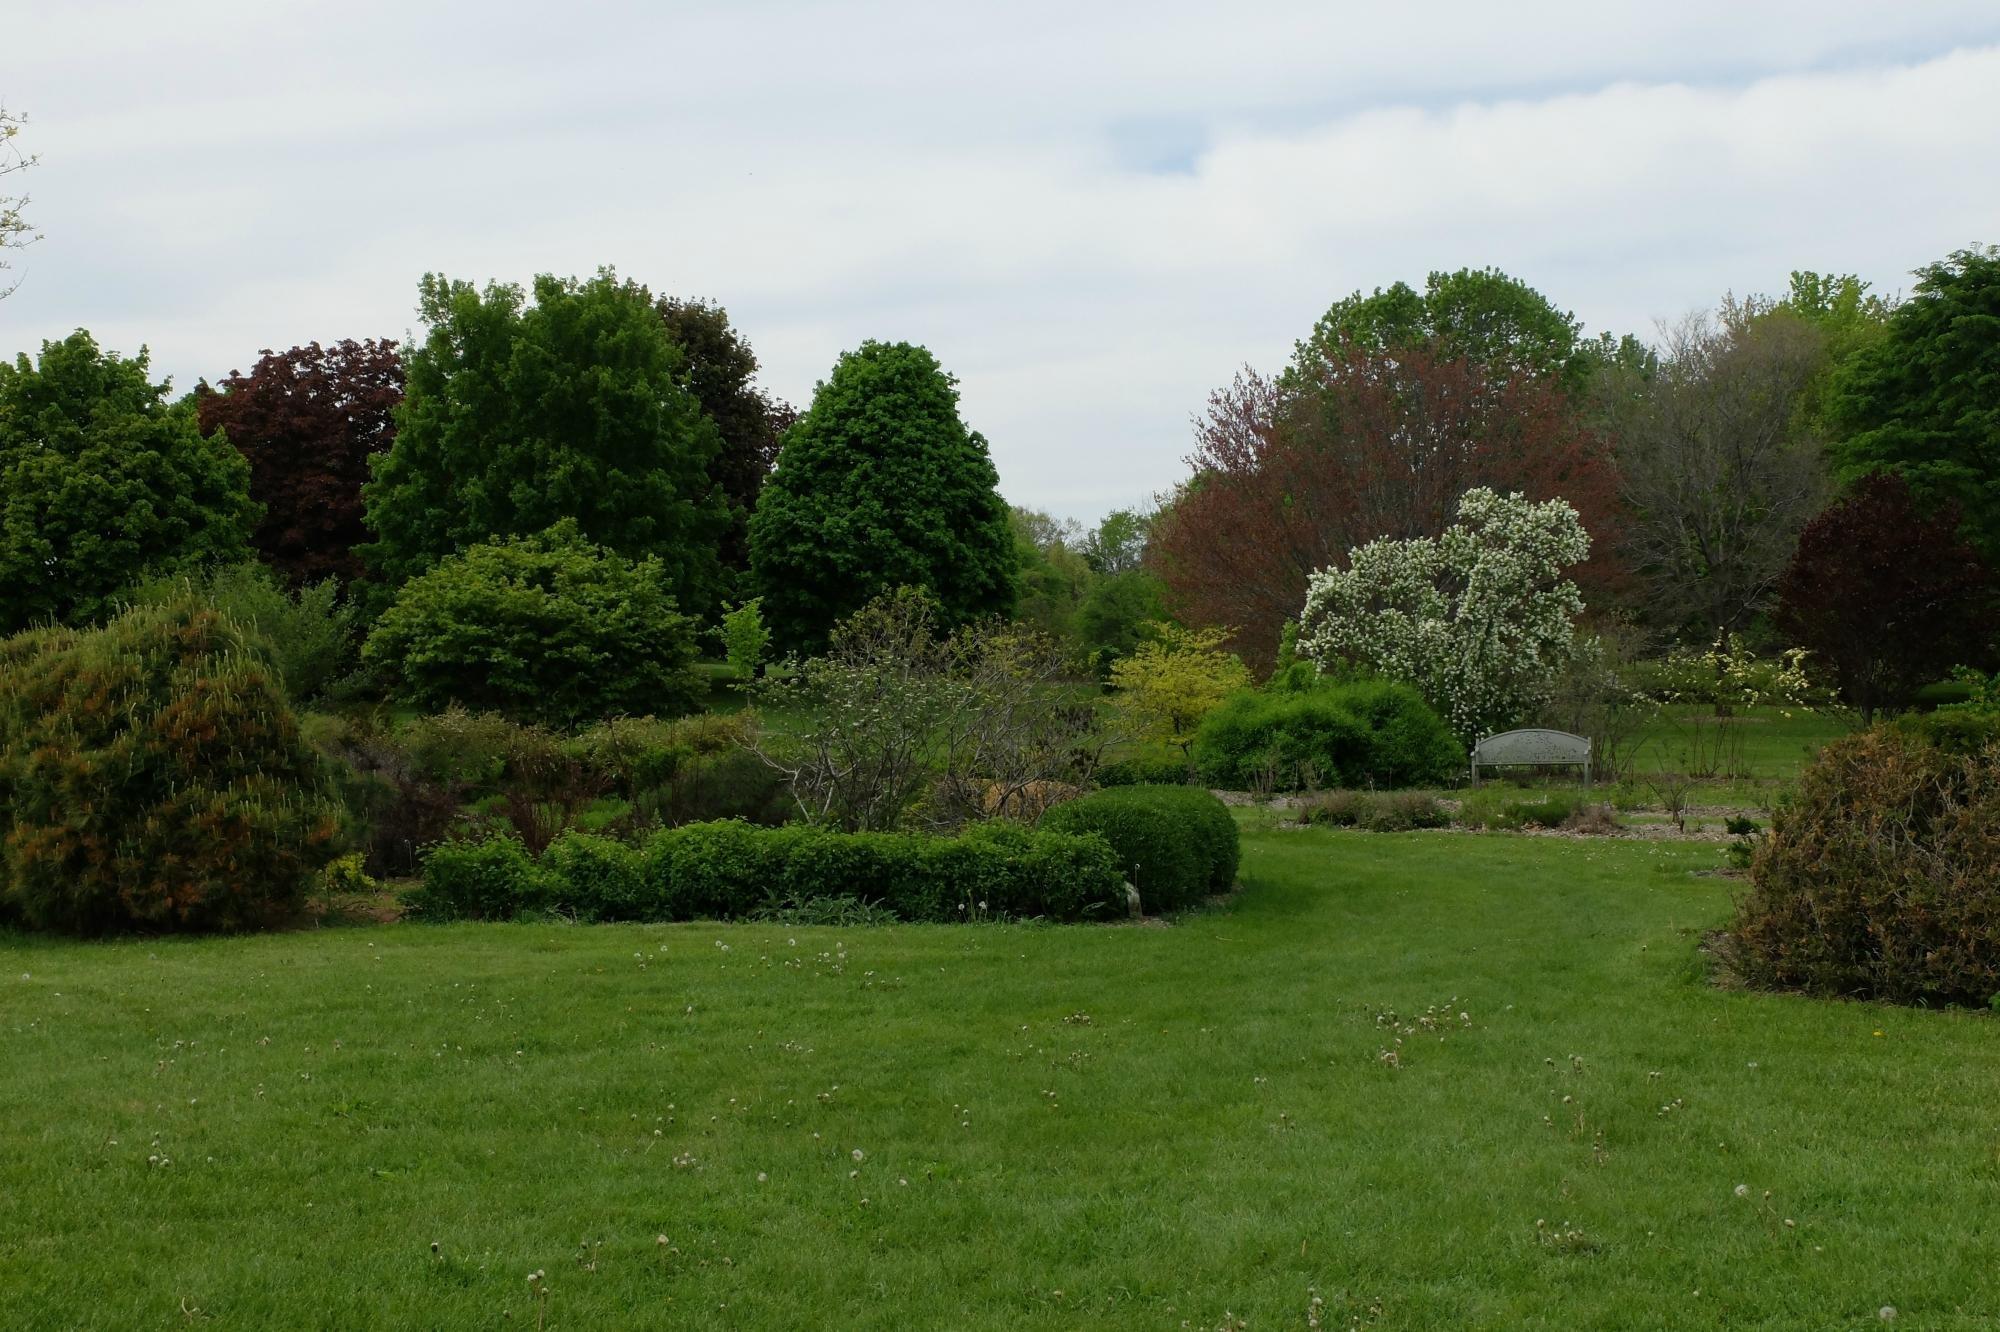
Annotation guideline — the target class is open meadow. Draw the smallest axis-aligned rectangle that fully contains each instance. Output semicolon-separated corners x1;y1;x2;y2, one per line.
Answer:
5;816;1995;1330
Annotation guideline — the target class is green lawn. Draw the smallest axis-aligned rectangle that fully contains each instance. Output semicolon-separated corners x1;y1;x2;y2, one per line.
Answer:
4;818;1995;1329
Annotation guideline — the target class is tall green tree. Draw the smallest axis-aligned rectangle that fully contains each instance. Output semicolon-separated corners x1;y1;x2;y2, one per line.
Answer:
749;341;1016;653
1293;266;1644;390
0;332;255;630
361;270;727;611
1828;245;2000;556
1010;506;1090;641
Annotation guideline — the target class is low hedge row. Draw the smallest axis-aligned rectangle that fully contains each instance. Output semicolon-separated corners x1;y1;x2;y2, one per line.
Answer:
1039;785;1239;912
412;819;1127;923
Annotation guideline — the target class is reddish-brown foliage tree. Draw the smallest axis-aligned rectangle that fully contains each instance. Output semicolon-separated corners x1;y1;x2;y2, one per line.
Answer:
656;297;797;572
1774;472;1996;722
197;339;404;585
1150;341;1624;672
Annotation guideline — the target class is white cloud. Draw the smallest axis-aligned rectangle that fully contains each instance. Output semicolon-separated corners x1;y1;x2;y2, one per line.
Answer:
6;3;1999;517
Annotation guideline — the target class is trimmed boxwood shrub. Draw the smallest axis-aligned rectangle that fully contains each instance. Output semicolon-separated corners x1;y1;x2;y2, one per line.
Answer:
407;835;553;921
1039;785;1238;912
0;600;345;933
1191;679;1459;791
413;820;1126;923
1733;725;2000;1007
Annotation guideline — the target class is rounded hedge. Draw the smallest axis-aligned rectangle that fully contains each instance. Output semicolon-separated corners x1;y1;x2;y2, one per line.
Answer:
412;820;1127;924
1733;723;2000;1007
1040;784;1239;913
362;522;702;726
0;600;344;933
1191;679;1459;791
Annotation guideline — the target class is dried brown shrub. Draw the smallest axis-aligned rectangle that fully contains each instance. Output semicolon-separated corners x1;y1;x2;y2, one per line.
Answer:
1733;726;2000;1006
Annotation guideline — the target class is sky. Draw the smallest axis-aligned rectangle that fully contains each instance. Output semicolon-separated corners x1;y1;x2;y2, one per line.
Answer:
6;1;2000;521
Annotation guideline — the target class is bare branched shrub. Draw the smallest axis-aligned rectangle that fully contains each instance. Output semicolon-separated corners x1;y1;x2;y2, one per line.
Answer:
748;590;1108;831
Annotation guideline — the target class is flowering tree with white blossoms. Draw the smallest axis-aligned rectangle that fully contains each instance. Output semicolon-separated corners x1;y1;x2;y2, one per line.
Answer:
1297;487;1590;744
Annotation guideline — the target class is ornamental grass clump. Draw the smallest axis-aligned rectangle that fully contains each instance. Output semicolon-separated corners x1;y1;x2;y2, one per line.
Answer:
0;599;344;933
1732;725;2000;1007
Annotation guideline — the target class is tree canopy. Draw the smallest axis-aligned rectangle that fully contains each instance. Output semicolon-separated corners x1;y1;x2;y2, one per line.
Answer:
1294;266;1644;390
655;297;796;576
361;270;727;611
1153;339;1620;672
748;341;1017;654
1828;245;2000;556
197;338;404;586
1775;472;1995;722
1602;309;1830;637
0;331;255;630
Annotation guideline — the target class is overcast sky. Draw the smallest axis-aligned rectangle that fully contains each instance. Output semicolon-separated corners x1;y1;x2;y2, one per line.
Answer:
6;2;1999;520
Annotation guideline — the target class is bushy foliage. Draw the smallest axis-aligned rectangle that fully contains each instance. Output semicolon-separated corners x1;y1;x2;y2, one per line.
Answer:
195;338;404;586
406;835;552;922
412;821;1126;924
1075;570;1168;671
1775;472;1996;722
654;296;796;573
749;341;1017;654
718;597;770;680
361;271;727;612
1734;725;2000;1007
0;331;256;631
1153;335;1621;672
1191;678;1461;791
1108;623;1249;758
123;562;357;702
363;523;701;726
1453;788;1592;831
299;711;464;878
1296;790;1449;832
1040;785;1239;913
1829;245;2000;558
749;590;1105;832
1296;266;1621;390
1299;487;1590;744
0;600;343;933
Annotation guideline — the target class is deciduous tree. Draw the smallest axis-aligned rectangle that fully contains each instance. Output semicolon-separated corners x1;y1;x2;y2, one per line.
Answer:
0;104;37;300
655;297;796;574
749;341;1016;654
1295;267;1646;392
1298;488;1590;744
0;332;255;630
362;271;727;612
1108;623;1250;759
197;339;403;586
1828;245;2000;557
1151;341;1619;672
1775;473;1996;722
1601;309;1831;637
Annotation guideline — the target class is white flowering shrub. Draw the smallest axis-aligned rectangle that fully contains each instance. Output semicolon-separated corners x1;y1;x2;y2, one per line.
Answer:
1297;488;1590;744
